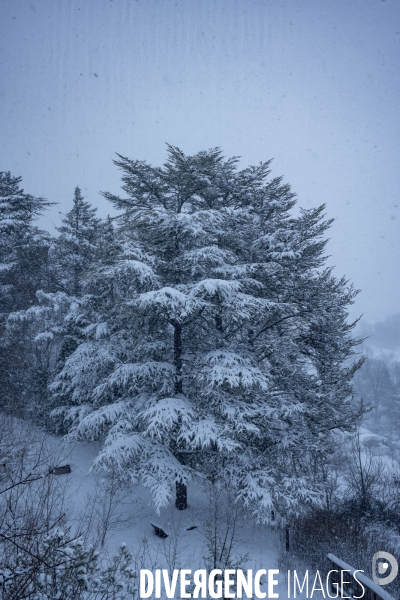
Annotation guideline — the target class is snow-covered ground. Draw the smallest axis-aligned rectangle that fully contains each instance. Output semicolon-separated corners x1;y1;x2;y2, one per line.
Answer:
17;421;395;599
45;437;339;599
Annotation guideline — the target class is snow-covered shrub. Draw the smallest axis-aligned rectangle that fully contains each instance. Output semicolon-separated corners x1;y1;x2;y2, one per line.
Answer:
0;534;139;600
0;414;139;600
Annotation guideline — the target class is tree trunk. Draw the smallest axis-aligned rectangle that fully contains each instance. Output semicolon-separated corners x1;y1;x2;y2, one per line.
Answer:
215;313;223;333
174;323;187;508
285;523;290;552
174;323;183;394
175;480;187;510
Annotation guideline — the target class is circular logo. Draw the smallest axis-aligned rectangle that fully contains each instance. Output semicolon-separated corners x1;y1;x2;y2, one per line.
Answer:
372;552;398;586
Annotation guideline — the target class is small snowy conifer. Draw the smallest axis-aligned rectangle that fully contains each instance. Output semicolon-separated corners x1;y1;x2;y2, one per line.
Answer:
0;171;51;311
52;186;102;296
0;172;52;412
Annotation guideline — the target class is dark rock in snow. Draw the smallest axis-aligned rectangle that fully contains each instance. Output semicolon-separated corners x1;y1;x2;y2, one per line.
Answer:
150;523;168;538
51;465;71;475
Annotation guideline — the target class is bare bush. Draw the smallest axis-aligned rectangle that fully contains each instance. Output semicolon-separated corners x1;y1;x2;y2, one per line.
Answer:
200;481;249;572
279;431;400;599
0;414;143;599
84;472;147;549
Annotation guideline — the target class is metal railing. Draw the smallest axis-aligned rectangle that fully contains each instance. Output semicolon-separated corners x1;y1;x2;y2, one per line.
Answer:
327;554;395;600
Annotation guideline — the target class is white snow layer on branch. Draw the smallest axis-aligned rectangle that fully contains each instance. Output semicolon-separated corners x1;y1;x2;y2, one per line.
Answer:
185;418;240;452
198;351;270;390
99;259;157;286
67;399;132;440
141;396;194;439
93;434;189;512
52;342;117;382
181;245;236;268
190;278;241;299
137;287;204;321
92;361;175;399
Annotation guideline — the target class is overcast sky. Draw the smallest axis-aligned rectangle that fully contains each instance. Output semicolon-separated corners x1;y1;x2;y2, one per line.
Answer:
1;0;399;323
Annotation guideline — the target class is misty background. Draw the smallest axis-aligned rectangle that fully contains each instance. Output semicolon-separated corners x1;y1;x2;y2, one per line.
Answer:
2;3;400;594
1;0;399;333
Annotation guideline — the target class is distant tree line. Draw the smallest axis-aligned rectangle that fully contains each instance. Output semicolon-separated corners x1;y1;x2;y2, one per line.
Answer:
353;350;400;442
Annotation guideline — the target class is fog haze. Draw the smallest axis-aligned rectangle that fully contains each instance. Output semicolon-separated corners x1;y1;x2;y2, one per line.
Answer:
1;0;399;322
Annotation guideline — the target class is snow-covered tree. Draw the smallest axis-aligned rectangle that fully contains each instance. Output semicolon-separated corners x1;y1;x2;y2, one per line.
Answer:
0;171;51;312
47;188;110;393
52;186;102;296
4;189;118;422
50;146;364;519
0;172;52;413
